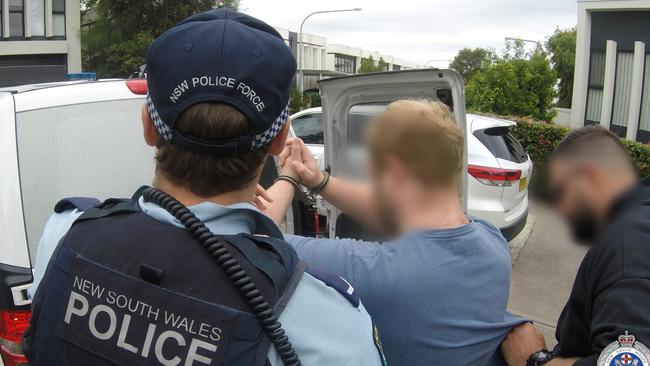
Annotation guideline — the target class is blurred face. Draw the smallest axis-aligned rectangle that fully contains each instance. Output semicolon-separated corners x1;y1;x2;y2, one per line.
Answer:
549;158;599;243
370;157;400;237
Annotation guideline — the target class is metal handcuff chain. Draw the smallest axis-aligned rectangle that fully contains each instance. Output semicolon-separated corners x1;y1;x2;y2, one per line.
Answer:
142;187;301;366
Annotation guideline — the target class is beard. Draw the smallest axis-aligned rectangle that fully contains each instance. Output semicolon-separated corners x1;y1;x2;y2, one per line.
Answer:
568;205;599;244
375;191;400;237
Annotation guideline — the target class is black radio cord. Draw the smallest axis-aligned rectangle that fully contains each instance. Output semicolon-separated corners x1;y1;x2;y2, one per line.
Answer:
142;187;301;366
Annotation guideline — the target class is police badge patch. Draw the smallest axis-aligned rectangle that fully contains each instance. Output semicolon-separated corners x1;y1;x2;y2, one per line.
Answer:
597;332;650;366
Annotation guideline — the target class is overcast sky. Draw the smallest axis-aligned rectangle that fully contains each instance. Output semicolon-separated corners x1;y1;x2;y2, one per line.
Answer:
240;0;577;67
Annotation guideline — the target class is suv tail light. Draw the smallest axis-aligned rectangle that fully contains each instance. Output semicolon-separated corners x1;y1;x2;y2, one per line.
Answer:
125;79;148;95
468;165;522;187
0;309;31;366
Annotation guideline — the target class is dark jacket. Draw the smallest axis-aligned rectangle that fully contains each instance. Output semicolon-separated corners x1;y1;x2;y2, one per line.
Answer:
555;177;650;365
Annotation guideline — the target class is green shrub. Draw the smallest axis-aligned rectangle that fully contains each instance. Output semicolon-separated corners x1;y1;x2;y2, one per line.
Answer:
502;117;650;199
466;54;558;122
622;139;650;178
509;119;569;198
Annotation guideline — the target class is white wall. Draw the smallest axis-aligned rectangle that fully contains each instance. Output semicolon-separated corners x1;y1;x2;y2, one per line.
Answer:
66;0;81;72
554;108;572;127
0;0;81;73
327;43;421;73
572;0;650;138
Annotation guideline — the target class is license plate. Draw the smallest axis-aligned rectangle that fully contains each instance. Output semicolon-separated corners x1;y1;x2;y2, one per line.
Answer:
519;177;528;192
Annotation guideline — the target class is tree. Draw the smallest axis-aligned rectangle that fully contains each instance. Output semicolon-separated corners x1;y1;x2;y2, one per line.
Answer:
466;53;557;122
82;0;240;77
546;27;576;108
503;38;528;60
449;47;496;84
289;86;308;114
216;0;240;8
358;55;388;73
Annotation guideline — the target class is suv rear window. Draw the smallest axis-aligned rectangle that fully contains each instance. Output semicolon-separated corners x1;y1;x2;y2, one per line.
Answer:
292;113;324;144
473;127;528;163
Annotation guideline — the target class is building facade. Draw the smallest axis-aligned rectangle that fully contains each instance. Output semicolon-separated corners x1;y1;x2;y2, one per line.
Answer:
571;0;650;143
0;0;80;87
275;26;422;91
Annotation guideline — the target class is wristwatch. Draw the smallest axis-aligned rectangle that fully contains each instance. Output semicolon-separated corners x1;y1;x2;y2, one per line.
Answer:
527;349;555;366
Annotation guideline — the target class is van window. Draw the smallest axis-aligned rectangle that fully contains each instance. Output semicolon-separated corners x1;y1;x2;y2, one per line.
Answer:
346;104;387;146
16;98;154;263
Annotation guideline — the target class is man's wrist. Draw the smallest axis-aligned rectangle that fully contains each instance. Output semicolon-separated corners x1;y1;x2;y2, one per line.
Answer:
279;168;301;183
274;175;300;191
305;170;326;190
527;349;556;366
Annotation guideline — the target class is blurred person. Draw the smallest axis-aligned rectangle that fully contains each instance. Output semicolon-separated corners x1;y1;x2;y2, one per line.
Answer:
22;9;385;366
262;100;527;366
501;126;650;366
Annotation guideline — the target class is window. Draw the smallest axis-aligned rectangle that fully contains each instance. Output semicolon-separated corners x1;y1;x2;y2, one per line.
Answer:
16;98;154;262
611;51;634;129
392;64;401;71
335;54;356;74
473;127;528;164
9;0;24;37
639;54;650;138
52;0;65;36
292;113;324;145
31;0;45;36
585;51;606;124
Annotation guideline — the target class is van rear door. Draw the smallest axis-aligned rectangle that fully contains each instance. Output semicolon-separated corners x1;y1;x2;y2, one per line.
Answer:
0;81;150;365
318;69;468;239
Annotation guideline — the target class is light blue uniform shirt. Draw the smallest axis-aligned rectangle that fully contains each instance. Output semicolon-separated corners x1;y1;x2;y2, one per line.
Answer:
286;218;527;366
31;198;383;366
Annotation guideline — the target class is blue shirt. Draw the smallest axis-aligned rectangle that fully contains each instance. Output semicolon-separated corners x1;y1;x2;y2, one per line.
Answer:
286;218;526;366
31;198;384;366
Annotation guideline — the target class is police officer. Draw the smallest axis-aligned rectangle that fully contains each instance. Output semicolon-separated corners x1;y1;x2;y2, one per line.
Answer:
501;126;650;366
23;9;385;366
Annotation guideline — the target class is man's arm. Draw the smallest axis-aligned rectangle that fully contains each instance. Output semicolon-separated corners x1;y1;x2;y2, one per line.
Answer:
572;277;650;366
316;176;376;228
263;138;377;228
501;322;580;366
289;139;376;226
29;210;82;298
547;359;580;366
261;180;296;224
502;276;650;366
258;140;301;224
284;235;376;282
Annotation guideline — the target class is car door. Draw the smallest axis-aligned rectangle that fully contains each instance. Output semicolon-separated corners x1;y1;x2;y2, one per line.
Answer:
318;69;468;239
289;112;326;171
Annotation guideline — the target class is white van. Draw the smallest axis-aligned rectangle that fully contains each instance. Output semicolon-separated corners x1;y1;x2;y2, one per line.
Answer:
0;79;152;365
0;70;467;365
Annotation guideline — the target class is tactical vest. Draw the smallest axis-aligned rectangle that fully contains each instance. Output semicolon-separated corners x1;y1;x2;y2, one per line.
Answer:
24;189;305;366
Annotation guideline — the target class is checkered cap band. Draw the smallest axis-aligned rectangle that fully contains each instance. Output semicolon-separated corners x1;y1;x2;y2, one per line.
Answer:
146;94;289;151
146;94;173;141
251;102;290;149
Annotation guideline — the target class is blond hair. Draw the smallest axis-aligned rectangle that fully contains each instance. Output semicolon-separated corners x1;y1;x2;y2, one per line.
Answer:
367;100;464;187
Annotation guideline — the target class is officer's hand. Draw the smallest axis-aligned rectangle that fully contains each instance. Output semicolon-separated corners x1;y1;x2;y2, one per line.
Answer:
252;184;273;210
278;139;301;181
501;322;547;366
287;138;323;189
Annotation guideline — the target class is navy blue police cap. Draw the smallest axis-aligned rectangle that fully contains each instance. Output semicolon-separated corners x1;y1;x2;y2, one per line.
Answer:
145;9;297;156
